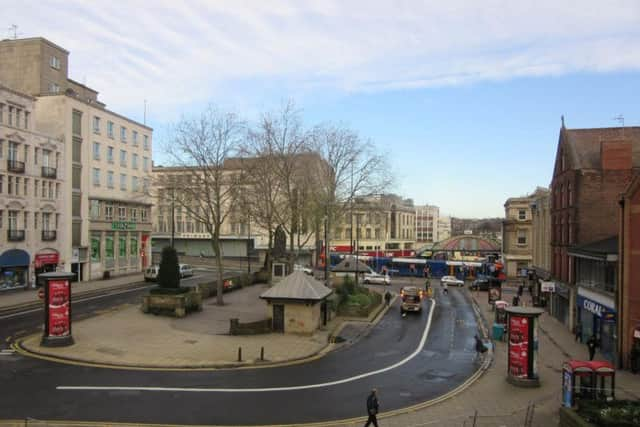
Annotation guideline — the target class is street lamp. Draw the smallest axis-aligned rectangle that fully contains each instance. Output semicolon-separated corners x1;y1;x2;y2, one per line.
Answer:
170;187;175;249
247;213;251;275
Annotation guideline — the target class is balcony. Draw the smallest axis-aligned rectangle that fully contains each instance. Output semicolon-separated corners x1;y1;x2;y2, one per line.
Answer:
7;229;25;241
41;166;57;179
7;159;25;173
42;230;57;241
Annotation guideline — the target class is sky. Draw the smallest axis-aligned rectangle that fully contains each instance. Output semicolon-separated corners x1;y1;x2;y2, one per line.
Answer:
3;0;640;217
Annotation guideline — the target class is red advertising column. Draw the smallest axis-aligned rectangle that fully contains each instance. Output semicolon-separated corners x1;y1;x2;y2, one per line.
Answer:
40;271;75;347
506;307;544;387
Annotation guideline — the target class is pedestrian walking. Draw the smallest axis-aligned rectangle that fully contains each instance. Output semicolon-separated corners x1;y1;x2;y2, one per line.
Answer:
517;283;524;297
512;295;520;307
474;334;487;361
575;323;583;343
587;335;598;361
442;281;448;295
365;388;379;427
384;291;391;307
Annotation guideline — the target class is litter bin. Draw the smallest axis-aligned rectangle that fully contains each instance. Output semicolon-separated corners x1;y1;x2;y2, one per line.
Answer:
493;323;505;341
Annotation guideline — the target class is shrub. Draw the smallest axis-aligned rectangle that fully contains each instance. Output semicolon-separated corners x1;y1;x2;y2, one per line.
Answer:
578;400;640;427
149;287;190;295
157;246;180;289
342;275;355;295
347;293;371;307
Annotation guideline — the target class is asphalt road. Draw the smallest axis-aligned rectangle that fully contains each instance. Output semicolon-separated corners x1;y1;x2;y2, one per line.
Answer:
0;279;481;426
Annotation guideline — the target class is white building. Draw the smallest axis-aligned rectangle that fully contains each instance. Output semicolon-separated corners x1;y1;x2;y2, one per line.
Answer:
437;215;452;242
415;204;439;244
0;84;65;290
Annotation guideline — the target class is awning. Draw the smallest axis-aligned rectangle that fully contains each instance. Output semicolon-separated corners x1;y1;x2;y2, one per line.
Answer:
0;249;30;267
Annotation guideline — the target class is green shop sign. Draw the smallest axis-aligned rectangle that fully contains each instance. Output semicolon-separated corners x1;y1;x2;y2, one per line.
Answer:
111;221;137;231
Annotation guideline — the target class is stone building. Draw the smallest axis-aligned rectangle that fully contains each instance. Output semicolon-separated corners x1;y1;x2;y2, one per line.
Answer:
530;187;552;283
550;120;640;332
502;192;536;278
415;204;439;244
331;194;416;255
0;83;65;289
437;215;452;242
0;37;153;281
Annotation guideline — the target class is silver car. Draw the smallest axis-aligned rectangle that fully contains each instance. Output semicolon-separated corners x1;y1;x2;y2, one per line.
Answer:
441;275;465;287
363;272;390;285
144;265;160;282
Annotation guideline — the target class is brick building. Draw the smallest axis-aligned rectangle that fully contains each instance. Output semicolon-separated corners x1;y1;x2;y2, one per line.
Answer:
618;174;640;369
550;119;640;333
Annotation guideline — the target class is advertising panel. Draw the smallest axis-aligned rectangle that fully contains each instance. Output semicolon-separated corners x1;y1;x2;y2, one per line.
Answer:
508;315;530;378
47;280;70;336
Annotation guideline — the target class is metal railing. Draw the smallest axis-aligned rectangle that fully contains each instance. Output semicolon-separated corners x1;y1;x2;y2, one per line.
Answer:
41;230;57;241
7;159;25;173
41;166;57;178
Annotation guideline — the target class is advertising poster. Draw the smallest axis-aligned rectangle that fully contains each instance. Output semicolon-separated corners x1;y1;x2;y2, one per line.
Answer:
48;280;70;336
508;315;530;378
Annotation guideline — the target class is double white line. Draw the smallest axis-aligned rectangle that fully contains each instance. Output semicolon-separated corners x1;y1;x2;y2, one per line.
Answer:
58;300;436;393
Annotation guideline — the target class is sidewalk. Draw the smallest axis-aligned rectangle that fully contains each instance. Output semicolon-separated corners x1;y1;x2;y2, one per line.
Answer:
0;273;145;312
334;287;640;427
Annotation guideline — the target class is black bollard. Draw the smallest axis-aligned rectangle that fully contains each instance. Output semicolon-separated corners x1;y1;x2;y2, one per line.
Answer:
238;346;242;362
260;346;264;361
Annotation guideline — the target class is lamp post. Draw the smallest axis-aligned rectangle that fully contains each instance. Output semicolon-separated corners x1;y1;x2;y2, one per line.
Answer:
247;214;251;275
355;213;360;287
324;213;329;287
170;187;175;249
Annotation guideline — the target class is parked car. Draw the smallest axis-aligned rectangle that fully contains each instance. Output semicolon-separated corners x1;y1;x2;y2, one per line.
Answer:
363;272;390;285
294;264;314;275
144;265;160;282
179;264;194;278
471;278;490;291
400;286;423;314
441;275;465;287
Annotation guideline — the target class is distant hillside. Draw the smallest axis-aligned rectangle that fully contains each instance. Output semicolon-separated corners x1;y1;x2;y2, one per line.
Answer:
451;217;502;236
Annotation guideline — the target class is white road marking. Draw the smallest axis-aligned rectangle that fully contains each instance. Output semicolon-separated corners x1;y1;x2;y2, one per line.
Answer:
57;300;436;393
0;286;151;320
0;349;15;355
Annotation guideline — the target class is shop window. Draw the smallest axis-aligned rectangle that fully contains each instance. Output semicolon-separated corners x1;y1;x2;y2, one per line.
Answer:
105;234;114;259
91;234;101;262
119;236;127;258
90;200;100;219
130;237;138;256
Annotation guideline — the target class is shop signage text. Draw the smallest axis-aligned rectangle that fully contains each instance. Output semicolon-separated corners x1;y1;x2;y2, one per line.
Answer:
111;221;137;231
540;281;555;293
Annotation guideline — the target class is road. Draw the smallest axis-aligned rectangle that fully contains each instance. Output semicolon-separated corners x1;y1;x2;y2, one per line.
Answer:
0;278;481;425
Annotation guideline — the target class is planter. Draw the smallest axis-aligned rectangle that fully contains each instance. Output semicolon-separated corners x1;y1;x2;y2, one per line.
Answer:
142;288;202;318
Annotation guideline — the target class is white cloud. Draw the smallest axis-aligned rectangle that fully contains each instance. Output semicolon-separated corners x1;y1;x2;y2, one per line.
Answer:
3;0;640;120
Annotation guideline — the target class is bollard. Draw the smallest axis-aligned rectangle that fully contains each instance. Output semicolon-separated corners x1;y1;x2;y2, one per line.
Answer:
238;346;242;362
260;346;264;361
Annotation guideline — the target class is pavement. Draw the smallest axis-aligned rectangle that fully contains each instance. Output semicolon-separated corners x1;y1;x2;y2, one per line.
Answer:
4;277;640;426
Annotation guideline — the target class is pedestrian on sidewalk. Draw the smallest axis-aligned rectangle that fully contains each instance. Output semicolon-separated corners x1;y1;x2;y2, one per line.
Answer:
384;291;391;307
575;323;583;343
442;281;448;295
512;294;520;307
517;282;524;297
365;388;379;427
474;334;487;361
587;335;598;361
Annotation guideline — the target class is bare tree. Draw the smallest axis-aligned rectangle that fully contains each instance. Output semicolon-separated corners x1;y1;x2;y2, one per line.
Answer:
310;123;393;261
163;106;245;305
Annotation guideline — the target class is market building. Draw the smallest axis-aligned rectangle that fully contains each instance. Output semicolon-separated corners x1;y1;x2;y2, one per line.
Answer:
0;37;153;281
0;83;65;290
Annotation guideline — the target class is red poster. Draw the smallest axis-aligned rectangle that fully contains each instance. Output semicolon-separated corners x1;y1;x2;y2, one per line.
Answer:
48;280;70;336
508;315;530;378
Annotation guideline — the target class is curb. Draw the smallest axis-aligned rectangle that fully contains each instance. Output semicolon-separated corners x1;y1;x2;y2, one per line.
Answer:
0;280;148;317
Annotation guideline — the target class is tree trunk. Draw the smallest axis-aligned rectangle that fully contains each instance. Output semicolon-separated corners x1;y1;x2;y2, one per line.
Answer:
210;232;224;306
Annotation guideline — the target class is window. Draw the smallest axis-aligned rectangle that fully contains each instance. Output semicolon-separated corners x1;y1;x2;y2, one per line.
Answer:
90;200;100;219
568;182;573;207
8;210;17;230
33;179;37;197
118;206;126;220
105;203;113;220
120;173;127;190
72;110;82;135
93;142;100;160
0;103;3;123
91;234;101;262
42;212;52;231
143;156;149;171
0;139;3;158
107;121;114;138
72;194;81;217
143;135;149;150
120;150;127;167
131;208;138;222
141;208;147;222
72;166;81;190
23;145;28;164
49;55;61;69
130;236;138;256
0;175;3;194
33;212;38;229
131;176;139;192
15;177;19;195
119;235;127;257
8;141;18;161
518;209;526;220
132;153;138;169
23;178;28;196
107;146;114;163
517;229;527;245
8;176;13;195
16;109;21;128
120;126;127;142
93;116;101;134
8;106;13;126
92;168;100;187
48;83;60;93
132;131;138;146
72;138;81;163
24;111;29;129
55;183;60;198
107;171;114;189
33;147;38;165
143;178;149;194
105;234;114;259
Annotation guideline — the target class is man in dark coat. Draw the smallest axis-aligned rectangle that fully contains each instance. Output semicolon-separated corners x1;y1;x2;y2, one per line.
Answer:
587;335;598;361
384;291;391;306
365;388;379;427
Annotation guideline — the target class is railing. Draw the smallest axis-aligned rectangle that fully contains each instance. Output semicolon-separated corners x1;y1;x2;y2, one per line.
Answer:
7;159;25;173
41;166;57;178
7;229;25;241
41;230;57;241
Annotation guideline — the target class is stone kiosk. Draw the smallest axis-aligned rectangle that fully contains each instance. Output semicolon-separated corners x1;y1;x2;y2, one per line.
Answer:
260;271;332;334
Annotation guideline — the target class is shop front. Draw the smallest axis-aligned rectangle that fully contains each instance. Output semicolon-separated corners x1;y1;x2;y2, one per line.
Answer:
577;288;617;364
0;249;30;291
35;250;60;287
